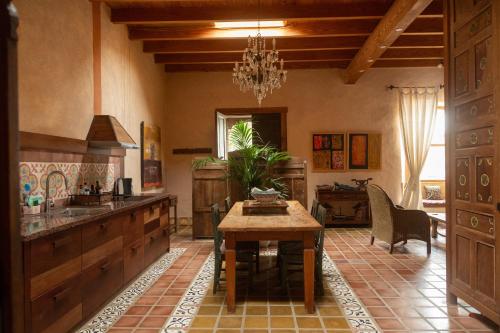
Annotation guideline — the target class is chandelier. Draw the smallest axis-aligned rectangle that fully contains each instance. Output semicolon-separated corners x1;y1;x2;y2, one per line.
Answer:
232;30;287;105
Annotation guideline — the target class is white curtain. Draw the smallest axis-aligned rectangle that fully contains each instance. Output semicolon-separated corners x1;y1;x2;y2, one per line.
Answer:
399;87;439;209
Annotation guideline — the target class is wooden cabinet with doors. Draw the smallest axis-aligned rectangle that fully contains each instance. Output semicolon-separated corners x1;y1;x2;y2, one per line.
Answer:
23;197;171;333
446;0;500;323
192;161;229;238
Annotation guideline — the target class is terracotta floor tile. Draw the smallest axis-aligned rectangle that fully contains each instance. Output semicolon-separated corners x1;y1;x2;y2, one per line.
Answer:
218;316;243;328
402;318;434;330
139;316;167;328
244;316;269;328
270;316;295;328
125;306;150;316
149;305;174;316
296;317;322;328
375;318;406;330
367;306;394;317
322;317;350;329
113;316;142;328
191;316;217;328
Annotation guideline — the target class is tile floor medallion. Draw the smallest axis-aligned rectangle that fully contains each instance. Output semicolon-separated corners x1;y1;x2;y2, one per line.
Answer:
162;250;380;332
77;248;186;333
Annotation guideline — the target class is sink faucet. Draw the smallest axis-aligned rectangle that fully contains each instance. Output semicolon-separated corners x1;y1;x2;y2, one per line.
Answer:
45;170;69;214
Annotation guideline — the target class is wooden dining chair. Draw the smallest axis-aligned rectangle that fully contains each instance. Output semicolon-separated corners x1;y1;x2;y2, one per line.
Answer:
278;204;327;295
211;203;254;294
225;196;260;273
276;199;320;266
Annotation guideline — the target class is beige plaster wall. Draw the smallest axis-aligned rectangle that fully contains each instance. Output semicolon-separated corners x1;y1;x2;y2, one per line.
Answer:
100;5;168;192
15;0;168;193
164;68;444;217
16;0;94;139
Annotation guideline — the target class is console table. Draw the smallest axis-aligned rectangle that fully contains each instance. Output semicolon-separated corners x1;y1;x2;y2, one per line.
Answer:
315;189;371;226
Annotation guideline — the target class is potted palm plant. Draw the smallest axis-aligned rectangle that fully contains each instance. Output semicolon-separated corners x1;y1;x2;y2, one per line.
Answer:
193;121;291;199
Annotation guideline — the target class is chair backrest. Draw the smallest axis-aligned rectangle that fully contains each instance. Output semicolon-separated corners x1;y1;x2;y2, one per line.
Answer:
311;199;319;219
315;204;327;258
211;203;223;256
224;196;232;214
367;184;395;238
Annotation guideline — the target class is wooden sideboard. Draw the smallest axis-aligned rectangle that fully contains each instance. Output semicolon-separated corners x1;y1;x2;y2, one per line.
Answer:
23;197;171;333
315;189;370;226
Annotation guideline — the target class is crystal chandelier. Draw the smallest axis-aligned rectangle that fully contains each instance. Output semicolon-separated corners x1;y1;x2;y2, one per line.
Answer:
232;24;287;105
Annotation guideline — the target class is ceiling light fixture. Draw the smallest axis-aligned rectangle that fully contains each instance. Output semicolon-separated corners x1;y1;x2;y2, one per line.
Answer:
215;20;285;29
232;1;287;105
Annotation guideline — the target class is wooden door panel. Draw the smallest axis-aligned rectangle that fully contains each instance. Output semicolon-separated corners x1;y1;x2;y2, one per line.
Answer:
455;158;471;201
455;235;472;286
475;156;494;204
448;0;499;323
476;242;495;297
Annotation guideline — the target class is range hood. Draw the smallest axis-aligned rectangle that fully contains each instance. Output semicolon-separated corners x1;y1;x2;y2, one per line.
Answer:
86;115;139;149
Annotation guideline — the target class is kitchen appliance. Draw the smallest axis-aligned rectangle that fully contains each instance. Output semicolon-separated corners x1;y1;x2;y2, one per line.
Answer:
114;178;133;197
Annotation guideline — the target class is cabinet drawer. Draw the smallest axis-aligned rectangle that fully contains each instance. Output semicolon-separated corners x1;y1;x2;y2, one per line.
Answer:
144;228;162;267
124;210;144;245
124;238;144;283
30;274;82;333
144;204;160;224
82;216;123;252
82;250;123;318
30;227;82;277
457;210;495;237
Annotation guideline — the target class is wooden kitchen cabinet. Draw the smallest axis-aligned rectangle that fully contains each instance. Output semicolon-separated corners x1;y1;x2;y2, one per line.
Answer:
23;197;171;333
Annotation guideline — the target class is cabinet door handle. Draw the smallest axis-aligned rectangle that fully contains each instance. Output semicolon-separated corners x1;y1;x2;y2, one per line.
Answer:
52;236;71;250
131;244;140;254
100;260;111;272
100;222;108;231
52;287;70;303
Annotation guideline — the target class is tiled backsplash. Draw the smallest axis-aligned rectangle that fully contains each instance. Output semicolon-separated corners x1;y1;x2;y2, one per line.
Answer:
19;162;115;201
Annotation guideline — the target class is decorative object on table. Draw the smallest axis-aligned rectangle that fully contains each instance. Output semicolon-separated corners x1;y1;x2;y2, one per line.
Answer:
193;121;290;199
250;187;281;203
351;177;373;191
242;199;289;215
348;132;382;170
423;184;442;200
367;184;430;254
334;182;357;191
141;122;163;189
232;0;287;106
312;132;346;171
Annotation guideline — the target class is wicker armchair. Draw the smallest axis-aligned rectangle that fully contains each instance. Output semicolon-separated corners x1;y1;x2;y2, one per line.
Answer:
367;184;431;255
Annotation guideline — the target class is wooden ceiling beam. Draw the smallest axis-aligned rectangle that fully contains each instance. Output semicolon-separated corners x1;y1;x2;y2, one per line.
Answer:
343;0;436;84
164;58;442;72
111;1;442;24
129;17;442;40
144;34;443;53
154;48;443;64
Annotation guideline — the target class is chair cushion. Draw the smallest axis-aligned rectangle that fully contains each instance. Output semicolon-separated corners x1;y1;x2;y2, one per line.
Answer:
422;199;446;208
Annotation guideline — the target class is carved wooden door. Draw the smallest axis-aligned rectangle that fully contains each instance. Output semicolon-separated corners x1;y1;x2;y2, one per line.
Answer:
447;0;499;322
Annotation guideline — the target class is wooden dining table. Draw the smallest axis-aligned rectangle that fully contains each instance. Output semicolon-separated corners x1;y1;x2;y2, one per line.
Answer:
218;200;322;314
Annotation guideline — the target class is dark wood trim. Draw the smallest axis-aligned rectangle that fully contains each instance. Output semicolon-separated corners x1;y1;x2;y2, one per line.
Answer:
110;2;442;24
172;148;212;155
0;2;24;332
215;107;288;151
20;131;126;157
344;0;435;84
92;1;101;115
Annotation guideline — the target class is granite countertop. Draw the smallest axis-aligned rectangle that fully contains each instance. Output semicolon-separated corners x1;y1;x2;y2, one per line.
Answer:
20;192;173;241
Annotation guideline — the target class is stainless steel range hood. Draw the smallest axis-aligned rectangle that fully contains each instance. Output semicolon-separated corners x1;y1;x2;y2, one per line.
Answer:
86;115;139;149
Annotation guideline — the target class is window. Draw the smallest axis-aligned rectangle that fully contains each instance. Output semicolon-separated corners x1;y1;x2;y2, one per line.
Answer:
420;105;445;180
216;112;251;159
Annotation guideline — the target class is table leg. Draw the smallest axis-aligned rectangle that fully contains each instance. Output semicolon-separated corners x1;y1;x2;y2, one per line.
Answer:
431;219;438;238
303;232;315;314
225;232;236;313
174;203;178;233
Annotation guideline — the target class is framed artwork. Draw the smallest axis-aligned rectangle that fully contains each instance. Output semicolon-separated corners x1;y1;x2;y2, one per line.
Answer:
348;132;382;170
141;122;163;189
312;133;346;172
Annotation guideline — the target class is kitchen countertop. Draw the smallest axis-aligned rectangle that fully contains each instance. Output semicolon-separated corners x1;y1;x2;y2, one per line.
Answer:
20;192;174;241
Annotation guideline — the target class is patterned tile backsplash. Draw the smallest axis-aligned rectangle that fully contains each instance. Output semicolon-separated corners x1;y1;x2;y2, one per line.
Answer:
19;162;115;201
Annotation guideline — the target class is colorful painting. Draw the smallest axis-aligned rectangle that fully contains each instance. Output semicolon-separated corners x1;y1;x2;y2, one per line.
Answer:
312;133;346;172
141;122;163;189
348;133;382;170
